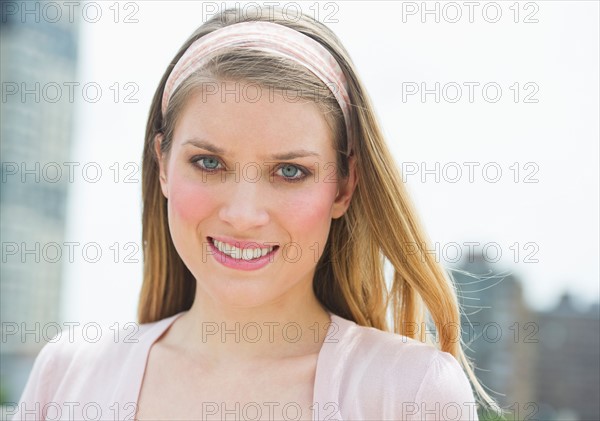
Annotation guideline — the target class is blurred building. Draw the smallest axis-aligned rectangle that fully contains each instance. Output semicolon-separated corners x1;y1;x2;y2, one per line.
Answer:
453;254;600;421
535;294;600;421
452;254;537;416
0;0;79;403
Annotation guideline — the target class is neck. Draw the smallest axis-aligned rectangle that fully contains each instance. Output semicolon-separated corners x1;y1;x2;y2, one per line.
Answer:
165;283;332;364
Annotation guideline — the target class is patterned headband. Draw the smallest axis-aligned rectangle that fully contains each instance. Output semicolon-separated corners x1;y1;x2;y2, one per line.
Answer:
161;21;353;156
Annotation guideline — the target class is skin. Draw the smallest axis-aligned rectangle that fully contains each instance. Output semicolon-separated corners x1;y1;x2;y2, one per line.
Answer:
136;80;357;420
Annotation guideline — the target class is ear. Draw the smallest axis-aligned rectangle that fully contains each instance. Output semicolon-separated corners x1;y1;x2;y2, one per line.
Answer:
154;133;169;199
332;153;358;219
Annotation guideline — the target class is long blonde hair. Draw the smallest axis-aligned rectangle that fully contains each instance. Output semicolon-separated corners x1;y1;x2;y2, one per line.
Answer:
138;6;501;414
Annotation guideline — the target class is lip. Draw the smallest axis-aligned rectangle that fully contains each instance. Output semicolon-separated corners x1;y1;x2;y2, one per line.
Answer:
207;236;279;271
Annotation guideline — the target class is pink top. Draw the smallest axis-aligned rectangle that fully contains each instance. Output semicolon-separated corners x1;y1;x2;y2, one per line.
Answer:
11;311;479;420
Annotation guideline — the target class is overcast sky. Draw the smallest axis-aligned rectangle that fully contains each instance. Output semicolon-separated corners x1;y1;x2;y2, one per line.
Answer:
60;1;599;324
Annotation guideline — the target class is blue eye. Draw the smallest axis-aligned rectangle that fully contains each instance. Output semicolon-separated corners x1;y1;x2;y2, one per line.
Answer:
193;156;222;171
276;164;306;181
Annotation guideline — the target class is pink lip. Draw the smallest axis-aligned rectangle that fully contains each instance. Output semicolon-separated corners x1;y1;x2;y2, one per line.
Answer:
207;237;279;271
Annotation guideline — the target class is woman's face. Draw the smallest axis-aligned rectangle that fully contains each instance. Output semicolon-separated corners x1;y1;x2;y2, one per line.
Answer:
156;80;356;309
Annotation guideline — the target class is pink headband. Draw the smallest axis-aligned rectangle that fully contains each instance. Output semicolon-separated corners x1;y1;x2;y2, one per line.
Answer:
161;21;353;156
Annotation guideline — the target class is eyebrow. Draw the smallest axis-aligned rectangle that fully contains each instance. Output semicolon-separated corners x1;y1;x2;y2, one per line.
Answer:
182;138;321;160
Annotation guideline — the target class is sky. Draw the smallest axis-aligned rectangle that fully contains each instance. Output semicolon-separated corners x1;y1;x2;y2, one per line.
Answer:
60;1;599;324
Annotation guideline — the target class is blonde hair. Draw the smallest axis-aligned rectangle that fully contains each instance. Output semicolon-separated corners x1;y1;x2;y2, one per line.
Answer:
138;6;503;416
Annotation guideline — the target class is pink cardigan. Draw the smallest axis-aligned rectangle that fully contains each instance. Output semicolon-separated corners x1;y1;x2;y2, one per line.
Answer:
11;311;479;420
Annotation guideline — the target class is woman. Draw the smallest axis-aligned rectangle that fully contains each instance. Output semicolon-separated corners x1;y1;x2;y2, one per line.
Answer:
13;6;501;421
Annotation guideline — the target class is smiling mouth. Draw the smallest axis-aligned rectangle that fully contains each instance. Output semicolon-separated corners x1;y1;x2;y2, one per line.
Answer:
208;237;279;261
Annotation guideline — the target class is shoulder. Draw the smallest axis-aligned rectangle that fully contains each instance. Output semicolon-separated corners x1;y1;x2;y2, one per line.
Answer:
330;315;479;420
36;316;168;370
410;351;479;420
332;316;440;391
10;314;179;420
330;314;442;381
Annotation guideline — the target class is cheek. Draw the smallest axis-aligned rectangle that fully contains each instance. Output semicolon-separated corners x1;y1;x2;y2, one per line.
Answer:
167;168;215;227
279;182;338;241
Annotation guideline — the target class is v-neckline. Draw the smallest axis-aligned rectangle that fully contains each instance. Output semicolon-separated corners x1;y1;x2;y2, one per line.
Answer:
130;310;344;420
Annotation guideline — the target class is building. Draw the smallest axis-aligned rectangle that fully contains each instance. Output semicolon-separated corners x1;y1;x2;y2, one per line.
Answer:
534;294;600;420
452;254;537;417
0;0;79;403
452;254;599;420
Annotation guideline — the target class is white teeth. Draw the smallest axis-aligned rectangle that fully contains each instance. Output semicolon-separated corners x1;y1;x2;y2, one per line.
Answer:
213;239;274;260
242;249;253;260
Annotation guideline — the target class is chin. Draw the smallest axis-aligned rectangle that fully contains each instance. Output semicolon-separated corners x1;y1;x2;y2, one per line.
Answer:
198;275;287;309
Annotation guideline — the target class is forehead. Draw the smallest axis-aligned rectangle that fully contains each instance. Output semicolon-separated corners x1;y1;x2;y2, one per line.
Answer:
172;81;335;154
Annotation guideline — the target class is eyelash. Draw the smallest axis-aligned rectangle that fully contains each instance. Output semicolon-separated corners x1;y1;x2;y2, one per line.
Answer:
190;155;311;183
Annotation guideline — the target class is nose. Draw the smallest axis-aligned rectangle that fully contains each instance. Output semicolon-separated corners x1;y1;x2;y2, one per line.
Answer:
218;176;270;231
